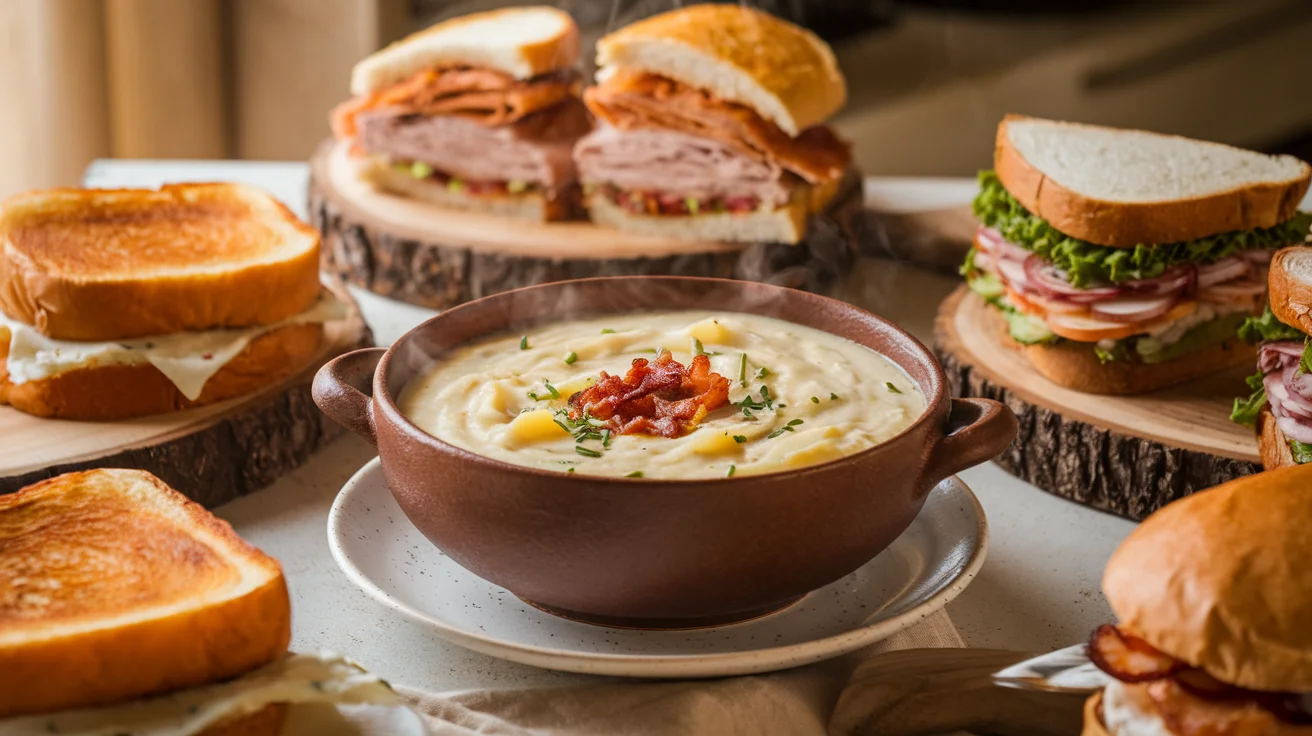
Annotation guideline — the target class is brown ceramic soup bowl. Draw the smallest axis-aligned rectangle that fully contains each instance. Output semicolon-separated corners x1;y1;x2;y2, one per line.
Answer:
313;277;1016;628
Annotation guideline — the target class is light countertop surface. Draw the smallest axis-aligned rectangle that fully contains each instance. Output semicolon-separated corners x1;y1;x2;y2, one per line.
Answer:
83;160;1136;692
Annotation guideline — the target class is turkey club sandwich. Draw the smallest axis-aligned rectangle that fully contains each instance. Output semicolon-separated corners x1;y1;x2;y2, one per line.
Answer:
1082;464;1312;735
1232;247;1312;469
0;183;345;420
575;4;853;244
332;6;591;221
0;469;405;734
963;115;1311;394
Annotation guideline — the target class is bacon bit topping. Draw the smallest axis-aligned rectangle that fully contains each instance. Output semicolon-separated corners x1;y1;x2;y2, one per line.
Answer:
567;351;730;438
1088;624;1187;683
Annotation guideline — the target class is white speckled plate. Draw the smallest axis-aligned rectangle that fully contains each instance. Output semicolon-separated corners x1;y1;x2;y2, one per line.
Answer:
327;458;987;678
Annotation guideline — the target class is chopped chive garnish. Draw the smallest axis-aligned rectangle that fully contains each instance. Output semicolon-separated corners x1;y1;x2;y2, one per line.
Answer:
601;328;616;334
568;467;576;474
553;418;572;433
519;336;529;350
528;392;541;401
603;429;613;448
811;396;820;404
544;382;560;400
743;407;754;419
625;470;644;478
564;351;578;365
738;354;748;386
767;421;801;439
756;367;771;379
575;446;602;458
787;419;804;427
727;464;737;477
733;435;747;444
586;417;606;427
885;382;902;394
692;337;706;356
830;392;839;400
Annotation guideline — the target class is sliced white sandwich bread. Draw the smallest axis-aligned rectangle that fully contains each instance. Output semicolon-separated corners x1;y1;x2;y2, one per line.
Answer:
584;187;812;245
350;5;579;94
595;4;846;137
996;115;1312;248
0;469;291;719
1268;247;1312;334
362;161;575;221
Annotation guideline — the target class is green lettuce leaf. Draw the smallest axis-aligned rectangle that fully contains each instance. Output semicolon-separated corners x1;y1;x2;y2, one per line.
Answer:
1231;371;1268;426
1290;441;1312;464
1238;307;1306;343
973;170;1312;287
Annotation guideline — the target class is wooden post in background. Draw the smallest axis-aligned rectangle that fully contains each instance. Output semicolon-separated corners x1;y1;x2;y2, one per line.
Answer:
0;0;110;198
104;0;228;159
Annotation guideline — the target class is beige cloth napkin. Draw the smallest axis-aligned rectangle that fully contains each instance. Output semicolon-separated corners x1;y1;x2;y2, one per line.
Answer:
397;610;1021;736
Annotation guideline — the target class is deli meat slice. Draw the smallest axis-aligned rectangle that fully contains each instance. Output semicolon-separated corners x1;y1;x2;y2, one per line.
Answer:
354;99;592;187
333;67;582;136
574;125;792;205
584;72;850;185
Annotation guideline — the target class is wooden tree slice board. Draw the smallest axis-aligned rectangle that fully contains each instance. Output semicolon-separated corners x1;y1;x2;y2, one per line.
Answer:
934;286;1260;521
0;285;372;507
310;139;863;309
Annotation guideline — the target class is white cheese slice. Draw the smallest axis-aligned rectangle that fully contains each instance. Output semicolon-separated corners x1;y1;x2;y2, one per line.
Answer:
1;292;348;401
0;651;421;736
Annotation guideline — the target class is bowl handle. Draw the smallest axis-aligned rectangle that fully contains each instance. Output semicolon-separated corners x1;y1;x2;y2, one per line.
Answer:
312;347;386;447
919;398;1018;492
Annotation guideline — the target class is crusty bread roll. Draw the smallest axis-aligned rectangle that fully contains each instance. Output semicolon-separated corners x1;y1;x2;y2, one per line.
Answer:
350;6;579;94
1267;246;1312;335
0;183;321;342
362;161;576;222
584;191;809;245
1258;405;1297;470
987;307;1256;395
0;321;324;420
995;115;1311;248
1102;462;1312;692
0;469;291;717
595;5;846;136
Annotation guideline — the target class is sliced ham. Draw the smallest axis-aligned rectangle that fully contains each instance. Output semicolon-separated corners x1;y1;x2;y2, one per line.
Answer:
354;99;592;188
573;125;792;206
584;71;850;186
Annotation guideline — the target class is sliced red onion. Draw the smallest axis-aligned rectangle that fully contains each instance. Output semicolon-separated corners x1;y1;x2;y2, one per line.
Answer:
1022;256;1122;302
1259;342;1303;374
995;258;1031;290
1197;257;1250;287
975;226;1003;253
975;227;1032;263
1276;414;1312;444
1088;296;1176;323
972;251;996;275
1121;264;1197;298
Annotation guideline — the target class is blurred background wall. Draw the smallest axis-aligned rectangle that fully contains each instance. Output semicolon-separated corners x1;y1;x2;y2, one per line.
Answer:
0;0;1309;198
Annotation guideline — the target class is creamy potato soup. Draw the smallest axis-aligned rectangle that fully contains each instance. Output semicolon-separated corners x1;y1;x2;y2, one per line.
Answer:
398;311;926;479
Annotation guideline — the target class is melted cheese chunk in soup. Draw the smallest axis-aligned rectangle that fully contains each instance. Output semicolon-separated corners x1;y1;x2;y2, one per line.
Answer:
398;311;926;479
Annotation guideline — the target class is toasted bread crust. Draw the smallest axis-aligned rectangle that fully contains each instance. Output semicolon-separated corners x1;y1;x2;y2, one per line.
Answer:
596;5;845;136
986;307;1256;394
1258;405;1298;470
995;115;1312;248
1267;246;1312;334
0;470;291;716
1082;692;1110;736
0;184;321;341
200;704;289;736
0;322;324;420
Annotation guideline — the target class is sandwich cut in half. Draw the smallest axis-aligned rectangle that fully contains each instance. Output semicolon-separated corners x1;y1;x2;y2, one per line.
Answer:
1081;464;1312;735
0;183;346;420
1231;247;1312;469
0;469;405;735
963;115;1312;394
332;6;591;221
575;4;853;244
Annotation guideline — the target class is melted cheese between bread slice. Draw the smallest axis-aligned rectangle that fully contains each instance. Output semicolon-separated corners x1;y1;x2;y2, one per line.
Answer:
0;291;347;401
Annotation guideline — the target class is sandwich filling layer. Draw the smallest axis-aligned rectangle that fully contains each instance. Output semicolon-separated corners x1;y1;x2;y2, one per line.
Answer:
0;290;347;401
964;171;1310;360
0;652;407;736
334;66;589;205
575;71;850;217
1231;308;1312;463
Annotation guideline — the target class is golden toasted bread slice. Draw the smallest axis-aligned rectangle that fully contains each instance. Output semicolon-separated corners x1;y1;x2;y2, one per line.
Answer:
0;469;291;717
0;183;320;341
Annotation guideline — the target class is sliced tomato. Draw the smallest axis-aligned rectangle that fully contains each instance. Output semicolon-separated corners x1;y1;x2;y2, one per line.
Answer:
1004;287;1045;317
1045;300;1197;342
1088;624;1186;682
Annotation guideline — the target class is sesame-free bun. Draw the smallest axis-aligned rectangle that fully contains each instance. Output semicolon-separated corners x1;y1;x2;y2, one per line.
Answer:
995;115;1311;248
1102;463;1312;692
1268;246;1312;335
1258;405;1298;471
595;5;846;136
350;6;580;94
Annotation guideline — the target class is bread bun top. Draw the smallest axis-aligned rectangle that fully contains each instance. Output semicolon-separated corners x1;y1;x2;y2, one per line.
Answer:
351;6;579;94
995;114;1311;248
1103;464;1312;691
596;5;846;136
1268;246;1312;336
0;182;321;341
